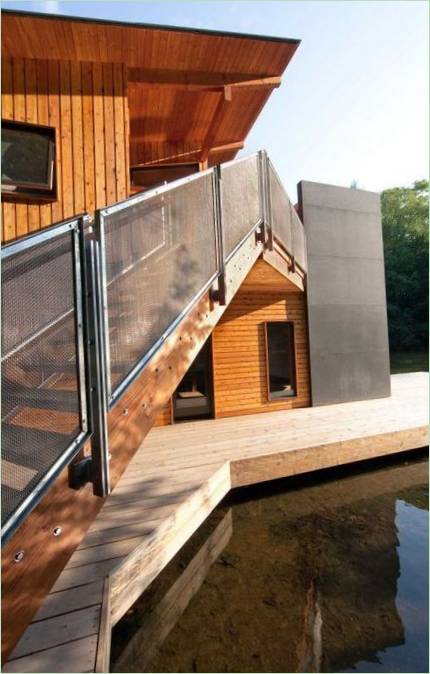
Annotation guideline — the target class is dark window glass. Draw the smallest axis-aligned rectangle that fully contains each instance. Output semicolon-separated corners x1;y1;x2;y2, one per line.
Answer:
265;322;296;399
2;120;55;196
131;163;199;191
173;339;213;421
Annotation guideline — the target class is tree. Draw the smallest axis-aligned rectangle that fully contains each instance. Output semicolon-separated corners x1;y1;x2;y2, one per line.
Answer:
381;180;429;352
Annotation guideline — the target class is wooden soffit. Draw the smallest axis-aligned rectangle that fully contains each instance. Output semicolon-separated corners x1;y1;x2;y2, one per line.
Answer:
2;10;300;166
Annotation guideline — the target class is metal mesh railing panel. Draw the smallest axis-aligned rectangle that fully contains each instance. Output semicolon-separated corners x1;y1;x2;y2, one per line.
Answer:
102;173;218;396
221;155;261;259
269;162;292;253
291;208;307;271
1;229;83;530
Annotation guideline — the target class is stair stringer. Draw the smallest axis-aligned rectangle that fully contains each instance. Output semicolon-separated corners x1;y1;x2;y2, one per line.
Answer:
1;229;264;663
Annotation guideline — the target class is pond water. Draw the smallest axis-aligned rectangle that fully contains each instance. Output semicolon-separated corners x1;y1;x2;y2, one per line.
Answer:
111;451;429;673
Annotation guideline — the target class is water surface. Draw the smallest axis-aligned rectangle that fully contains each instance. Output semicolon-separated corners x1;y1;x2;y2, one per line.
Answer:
112;451;429;673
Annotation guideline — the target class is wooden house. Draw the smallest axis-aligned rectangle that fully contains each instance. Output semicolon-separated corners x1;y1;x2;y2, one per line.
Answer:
1;9;423;673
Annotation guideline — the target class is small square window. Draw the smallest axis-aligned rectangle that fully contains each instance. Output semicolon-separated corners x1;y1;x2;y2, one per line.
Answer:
1;120;56;200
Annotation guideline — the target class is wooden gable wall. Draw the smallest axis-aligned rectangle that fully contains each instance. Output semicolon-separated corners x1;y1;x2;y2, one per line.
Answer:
154;260;311;425
1;57;130;242
212;288;311;417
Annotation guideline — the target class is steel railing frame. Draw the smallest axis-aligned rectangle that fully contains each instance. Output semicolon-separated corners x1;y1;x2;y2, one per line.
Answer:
1;150;307;542
222;152;264;264
211;165;227;305
82;223;111;498
1;216;93;544
259;149;274;250
94;150;305;410
95;168;220;409
266;156;307;274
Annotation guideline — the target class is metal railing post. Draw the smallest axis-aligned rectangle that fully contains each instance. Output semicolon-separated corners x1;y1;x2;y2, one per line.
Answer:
289;201;296;273
83;223;110;498
212;165;227;305
257;150;267;246
262;151;274;250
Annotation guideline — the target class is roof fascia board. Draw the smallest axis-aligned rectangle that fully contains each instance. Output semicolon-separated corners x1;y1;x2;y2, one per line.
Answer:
1;8;301;46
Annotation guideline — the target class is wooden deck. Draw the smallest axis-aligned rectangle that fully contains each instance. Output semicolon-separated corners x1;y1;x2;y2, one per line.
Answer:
4;372;428;673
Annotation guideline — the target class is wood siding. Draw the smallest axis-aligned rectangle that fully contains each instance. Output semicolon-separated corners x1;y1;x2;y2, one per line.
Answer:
213;272;310;418
1;57;130;242
154;400;172;427
152;260;310;425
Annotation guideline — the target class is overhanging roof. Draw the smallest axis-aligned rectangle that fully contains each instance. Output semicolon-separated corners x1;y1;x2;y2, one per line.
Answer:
2;10;300;166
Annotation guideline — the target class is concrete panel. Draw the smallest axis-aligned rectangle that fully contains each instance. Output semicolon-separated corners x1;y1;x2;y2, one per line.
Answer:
308;351;391;405
307;257;387;306
299;180;391;406
298;180;381;214
304;206;384;260
308;304;390;356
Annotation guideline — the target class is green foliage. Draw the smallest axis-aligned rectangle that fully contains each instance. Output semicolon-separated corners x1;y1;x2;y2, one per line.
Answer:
381;180;429;352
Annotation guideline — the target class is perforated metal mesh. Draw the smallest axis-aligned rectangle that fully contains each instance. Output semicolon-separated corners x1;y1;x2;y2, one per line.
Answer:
221;155;261;259
102;173;218;395
268;161;307;271
269;162;292;253
2;228;83;530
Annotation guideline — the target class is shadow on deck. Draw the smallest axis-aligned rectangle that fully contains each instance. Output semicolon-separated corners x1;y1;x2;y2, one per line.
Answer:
4;372;428;673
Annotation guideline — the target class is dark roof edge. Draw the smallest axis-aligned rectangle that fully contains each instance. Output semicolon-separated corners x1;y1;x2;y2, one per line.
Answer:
1;8;301;45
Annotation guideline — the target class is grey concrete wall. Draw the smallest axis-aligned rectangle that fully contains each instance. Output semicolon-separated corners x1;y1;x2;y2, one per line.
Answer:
298;180;391;405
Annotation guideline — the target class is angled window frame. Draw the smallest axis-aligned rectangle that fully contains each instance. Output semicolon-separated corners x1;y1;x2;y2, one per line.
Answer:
1;119;57;201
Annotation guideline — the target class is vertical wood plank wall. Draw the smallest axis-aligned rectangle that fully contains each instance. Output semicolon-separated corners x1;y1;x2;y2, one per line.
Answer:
212;289;311;417
1;57;130;242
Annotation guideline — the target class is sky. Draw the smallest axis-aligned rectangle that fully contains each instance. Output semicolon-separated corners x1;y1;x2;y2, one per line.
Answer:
2;0;428;200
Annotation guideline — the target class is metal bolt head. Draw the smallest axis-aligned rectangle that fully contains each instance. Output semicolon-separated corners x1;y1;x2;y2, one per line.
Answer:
14;551;24;563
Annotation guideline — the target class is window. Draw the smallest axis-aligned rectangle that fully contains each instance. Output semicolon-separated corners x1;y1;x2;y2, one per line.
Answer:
173;339;214;422
131;163;199;191
2;120;56;199
265;321;296;399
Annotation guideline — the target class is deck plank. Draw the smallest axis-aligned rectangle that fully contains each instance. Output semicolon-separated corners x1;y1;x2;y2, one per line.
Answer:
10;606;101;659
34;582;104;622
4;636;98;673
5;372;428;673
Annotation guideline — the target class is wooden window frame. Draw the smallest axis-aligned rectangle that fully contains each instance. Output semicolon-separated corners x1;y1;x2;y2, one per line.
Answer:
130;162;200;191
1;119;57;202
264;320;298;402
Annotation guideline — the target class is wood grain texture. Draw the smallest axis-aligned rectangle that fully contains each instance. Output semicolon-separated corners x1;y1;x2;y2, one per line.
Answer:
154;401;172;427
2;11;299;173
113;509;233;672
212;262;310;418
152;259;309;426
94;577;111;674
1;232;263;663
1;57;129;241
4;373;427;673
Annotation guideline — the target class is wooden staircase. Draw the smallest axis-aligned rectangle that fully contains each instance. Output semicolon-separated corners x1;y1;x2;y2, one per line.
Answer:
1;215;304;664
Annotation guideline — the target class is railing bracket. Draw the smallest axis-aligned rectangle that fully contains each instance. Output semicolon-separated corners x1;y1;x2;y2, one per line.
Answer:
210;275;227;305
69;457;93;490
289;256;296;273
255;226;266;245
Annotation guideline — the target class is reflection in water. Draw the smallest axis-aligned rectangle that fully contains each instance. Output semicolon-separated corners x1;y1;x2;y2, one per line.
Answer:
111;452;429;673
